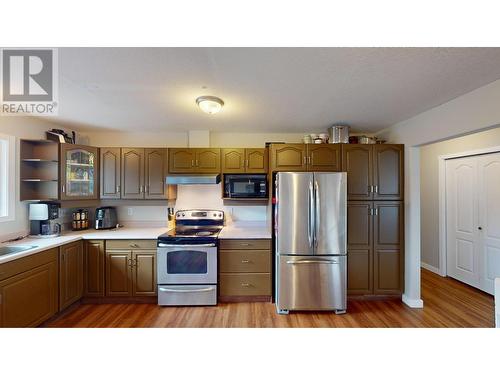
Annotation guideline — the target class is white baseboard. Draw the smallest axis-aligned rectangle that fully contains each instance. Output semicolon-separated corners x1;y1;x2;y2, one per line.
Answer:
402;294;424;308
421;262;442;275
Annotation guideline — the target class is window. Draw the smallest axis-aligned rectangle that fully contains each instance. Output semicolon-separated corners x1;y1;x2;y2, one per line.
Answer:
0;133;15;222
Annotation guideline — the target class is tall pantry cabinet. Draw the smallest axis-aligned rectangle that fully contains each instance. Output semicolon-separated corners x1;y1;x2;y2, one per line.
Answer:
343;144;404;296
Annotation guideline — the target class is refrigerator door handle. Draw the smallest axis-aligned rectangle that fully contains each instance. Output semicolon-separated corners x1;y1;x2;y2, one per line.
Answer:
286;259;340;265
314;179;320;250
308;179;314;249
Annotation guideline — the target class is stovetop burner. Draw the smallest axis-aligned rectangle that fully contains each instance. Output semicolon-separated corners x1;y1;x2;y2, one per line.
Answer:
157;209;224;244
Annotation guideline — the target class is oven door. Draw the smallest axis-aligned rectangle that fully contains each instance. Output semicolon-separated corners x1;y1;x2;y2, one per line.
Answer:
157;243;217;284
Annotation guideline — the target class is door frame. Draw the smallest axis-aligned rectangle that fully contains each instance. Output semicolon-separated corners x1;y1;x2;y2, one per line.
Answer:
438;146;500;277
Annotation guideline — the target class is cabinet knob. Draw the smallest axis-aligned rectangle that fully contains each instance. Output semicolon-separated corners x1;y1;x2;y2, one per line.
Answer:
478;227;483;230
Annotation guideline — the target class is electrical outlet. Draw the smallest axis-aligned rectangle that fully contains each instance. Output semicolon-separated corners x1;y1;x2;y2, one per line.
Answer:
127;208;133;216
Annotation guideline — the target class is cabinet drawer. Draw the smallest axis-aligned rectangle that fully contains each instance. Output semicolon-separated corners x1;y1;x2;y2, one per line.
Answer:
0;248;58;282
219;250;270;273
219;239;271;250
219;273;271;296
106;240;157;250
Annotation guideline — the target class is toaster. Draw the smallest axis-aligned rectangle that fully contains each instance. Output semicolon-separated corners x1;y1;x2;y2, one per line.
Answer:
95;207;118;229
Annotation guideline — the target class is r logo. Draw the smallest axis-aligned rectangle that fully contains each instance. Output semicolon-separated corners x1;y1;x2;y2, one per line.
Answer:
2;49;53;102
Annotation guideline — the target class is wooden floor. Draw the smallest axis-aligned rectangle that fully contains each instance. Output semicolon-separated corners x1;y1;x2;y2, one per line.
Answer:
47;269;495;328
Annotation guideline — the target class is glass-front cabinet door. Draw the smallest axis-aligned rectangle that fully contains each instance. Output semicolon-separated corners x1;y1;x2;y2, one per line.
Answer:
60;144;99;200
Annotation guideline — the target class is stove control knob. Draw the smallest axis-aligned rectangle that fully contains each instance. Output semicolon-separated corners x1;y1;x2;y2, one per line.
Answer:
182;213;185;217
218;213;222;217
213;213;216;217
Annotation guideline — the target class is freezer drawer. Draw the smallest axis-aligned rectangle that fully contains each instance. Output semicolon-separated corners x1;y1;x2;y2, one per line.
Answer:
157;284;217;306
277;255;346;311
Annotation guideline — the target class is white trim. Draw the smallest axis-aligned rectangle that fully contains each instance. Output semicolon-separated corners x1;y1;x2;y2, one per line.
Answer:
421;262;442;276
0;133;15;223
438;145;500;278
402;294;424;308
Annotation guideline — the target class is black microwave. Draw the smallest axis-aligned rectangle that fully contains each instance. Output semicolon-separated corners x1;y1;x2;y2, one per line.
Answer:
224;174;268;198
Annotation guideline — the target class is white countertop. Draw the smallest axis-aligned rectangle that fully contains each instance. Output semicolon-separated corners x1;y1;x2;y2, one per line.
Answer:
0;222;271;265
219;221;271;239
0;227;168;265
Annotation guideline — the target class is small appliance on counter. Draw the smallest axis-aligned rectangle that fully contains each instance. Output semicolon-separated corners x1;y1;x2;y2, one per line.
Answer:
72;209;89;231
29;202;61;238
95;207;118;229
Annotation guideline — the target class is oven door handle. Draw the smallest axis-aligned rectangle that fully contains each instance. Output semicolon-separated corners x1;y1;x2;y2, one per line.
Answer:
157;243;216;248
159;287;214;293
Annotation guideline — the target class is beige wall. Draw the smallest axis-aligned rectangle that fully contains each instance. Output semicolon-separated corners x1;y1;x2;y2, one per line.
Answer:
420;126;500;269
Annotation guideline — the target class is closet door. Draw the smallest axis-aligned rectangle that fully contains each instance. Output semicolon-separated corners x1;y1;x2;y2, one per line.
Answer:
477;153;500;294
445;157;481;288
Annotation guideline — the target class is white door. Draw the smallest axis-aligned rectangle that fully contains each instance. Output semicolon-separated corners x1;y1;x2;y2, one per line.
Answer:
445;152;500;294
477;154;500;294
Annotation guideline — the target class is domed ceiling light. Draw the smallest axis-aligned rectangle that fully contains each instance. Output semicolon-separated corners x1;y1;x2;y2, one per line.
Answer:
196;96;224;114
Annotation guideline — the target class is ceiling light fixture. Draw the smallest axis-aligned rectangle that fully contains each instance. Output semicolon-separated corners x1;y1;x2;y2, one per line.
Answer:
196;96;224;115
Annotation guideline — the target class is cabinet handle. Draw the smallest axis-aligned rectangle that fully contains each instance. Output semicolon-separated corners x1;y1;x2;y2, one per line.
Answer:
303;156;307;165
62;185;65;193
239;243;251;246
241;260;250;263
130;243;139;248
368;185;373;193
368;208;373;216
308;156;311;165
196;160;199;167
374;208;379;216
241;283;251;287
374;185;379;193
140;186;144;193
116;185;120;193
128;258;132;266
191;160;194;167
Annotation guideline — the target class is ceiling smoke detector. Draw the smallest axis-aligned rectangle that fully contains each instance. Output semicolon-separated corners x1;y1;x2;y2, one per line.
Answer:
196;96;224;115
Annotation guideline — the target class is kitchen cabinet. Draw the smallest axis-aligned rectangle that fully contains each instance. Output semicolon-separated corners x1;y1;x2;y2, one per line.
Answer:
168;148;221;174
84;240;105;297
100;147;121;199
373;201;404;294
102;148;173;200
221;148;268;173
145;148;169;199
373;144;404;200
342;144;403;201
269;144;341;172
60;144;99;200
346;201;403;296
105;240;157;297
0;248;58;327
121;148;145;199
59;241;84;311
219;239;271;299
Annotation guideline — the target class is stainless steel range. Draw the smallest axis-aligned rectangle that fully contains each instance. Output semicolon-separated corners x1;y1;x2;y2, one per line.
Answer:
157;209;224;306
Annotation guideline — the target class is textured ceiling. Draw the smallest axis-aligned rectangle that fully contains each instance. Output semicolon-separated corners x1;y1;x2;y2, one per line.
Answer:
49;47;500;133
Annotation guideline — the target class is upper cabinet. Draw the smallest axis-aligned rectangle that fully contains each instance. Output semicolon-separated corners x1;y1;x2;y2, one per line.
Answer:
221;148;268;173
100;147;175;200
270;144;341;172
342;144;403;201
60;144;99;200
373;144;404;200
168;148;221;174
100;147;121;199
307;144;342;171
121;148;145;199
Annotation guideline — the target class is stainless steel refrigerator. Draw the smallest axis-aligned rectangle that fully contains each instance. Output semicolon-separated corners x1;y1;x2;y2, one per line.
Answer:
275;172;347;314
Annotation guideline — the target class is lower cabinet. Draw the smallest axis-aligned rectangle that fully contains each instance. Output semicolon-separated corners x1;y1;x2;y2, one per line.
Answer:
0;248;59;327
106;247;157;297
84;240;105;297
219;239;271;299
347;201;403;296
59;241;84;311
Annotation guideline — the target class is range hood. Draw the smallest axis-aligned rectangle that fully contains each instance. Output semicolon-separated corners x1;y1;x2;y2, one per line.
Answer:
166;174;221;185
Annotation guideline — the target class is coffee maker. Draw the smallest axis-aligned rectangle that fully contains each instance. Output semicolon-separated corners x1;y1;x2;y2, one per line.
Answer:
29;203;61;238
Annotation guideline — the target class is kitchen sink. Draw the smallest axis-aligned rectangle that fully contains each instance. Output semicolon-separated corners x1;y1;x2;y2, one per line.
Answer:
0;245;38;257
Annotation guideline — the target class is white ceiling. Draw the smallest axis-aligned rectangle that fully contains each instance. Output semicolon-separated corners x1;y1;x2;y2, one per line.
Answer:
51;48;500;133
